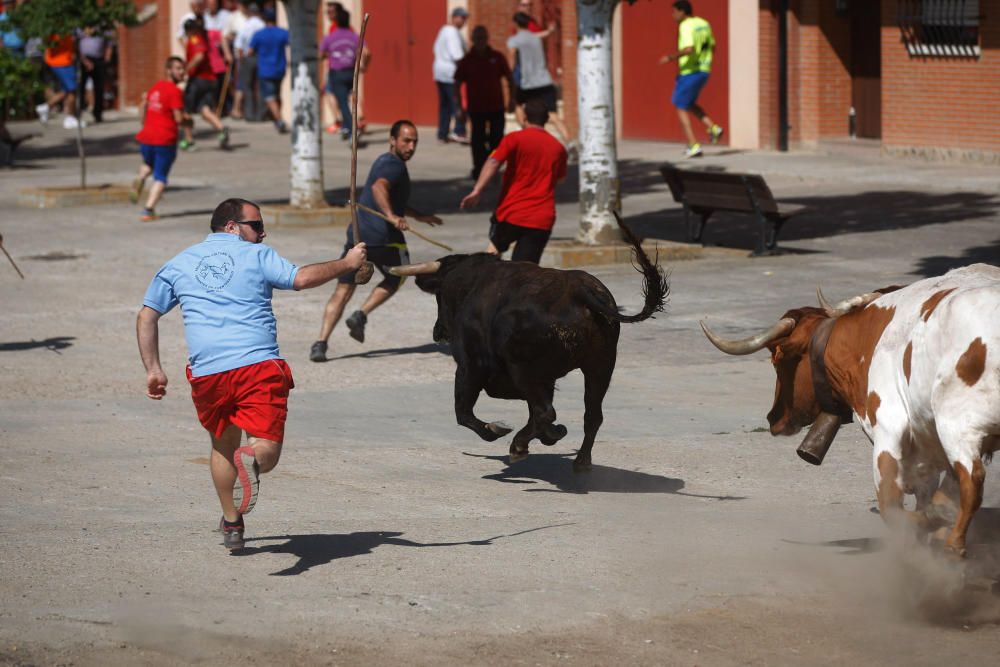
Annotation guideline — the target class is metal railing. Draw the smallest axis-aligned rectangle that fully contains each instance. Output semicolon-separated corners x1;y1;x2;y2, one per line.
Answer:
898;0;982;57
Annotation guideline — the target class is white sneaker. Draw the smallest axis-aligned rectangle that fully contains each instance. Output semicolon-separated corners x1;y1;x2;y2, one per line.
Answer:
35;103;50;125
62;116;86;129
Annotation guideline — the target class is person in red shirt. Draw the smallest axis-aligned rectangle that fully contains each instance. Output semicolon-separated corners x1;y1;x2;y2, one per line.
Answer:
459;98;567;264
131;57;190;221
454;26;513;179
180;18;229;151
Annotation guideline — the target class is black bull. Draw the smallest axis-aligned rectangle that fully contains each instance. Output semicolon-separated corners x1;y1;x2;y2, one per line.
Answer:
393;215;669;471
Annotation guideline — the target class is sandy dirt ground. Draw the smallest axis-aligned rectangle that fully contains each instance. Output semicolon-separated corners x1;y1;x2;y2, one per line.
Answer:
2;116;1000;666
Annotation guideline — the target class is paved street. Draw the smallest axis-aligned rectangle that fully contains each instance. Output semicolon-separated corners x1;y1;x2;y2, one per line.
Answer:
2;115;1000;666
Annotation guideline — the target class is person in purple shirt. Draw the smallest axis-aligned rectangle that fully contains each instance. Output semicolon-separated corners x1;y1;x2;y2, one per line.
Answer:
320;6;367;140
137;198;366;550
77;26;113;122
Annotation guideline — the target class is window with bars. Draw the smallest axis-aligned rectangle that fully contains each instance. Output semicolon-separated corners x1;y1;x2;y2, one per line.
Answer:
898;0;981;57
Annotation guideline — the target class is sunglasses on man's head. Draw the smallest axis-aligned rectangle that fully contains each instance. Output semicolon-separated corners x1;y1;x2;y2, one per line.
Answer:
235;219;264;234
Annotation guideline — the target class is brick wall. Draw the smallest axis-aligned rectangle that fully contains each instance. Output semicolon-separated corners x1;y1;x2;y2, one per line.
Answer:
881;0;1000;160
117;0;173;108
759;1;778;148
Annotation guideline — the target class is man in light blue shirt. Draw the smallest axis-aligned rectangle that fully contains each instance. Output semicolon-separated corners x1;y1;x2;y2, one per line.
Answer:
137;198;366;550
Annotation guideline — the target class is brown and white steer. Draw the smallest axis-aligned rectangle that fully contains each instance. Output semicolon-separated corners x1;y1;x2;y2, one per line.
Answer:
702;264;1000;557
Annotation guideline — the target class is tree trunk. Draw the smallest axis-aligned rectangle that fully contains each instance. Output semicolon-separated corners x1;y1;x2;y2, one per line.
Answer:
75;61;86;189
285;0;324;208
576;0;620;245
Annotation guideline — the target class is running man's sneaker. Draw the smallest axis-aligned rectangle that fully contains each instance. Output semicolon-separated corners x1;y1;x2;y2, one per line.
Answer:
683;143;703;158
140;208;158;222
345;310;367;343
275;120;288;134
448;132;469;144
325;121;342;134
220;516;245;550
179;138;195;151
35;103;50;125
129;178;143;204
62;115;84;130
709;124;725;144
309;340;328;362
218;127;230;149
233;446;259;515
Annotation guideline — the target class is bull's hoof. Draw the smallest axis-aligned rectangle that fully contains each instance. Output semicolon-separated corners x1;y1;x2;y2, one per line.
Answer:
482;422;512;442
539;423;568;446
572;458;592;473
943;541;968;559
509;448;529;464
923;502;958;528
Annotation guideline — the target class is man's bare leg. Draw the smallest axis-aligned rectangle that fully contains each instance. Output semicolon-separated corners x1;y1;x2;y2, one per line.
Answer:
266;99;281;122
317;282;355;343
145;180;167;210
232;89;245;119
133;163;152;200
689;103;717;131
547;113;572;145
246;435;282;473
359;285;396;316
676;107;697;146
200;105;224;132
211;424;243;522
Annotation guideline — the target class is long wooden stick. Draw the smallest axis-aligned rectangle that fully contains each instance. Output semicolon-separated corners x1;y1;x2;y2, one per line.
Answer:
349;14;375;284
352;202;453;252
214;65;232;119
0;234;24;279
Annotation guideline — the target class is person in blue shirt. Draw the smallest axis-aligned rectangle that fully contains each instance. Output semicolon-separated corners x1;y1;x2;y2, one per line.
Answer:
0;0;26;57
247;7;289;133
310;120;442;362
137;198;367;550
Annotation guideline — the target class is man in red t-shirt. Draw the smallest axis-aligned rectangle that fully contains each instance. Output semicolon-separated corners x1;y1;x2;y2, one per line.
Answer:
460;98;567;264
180;18;229;151
454;26;513;179
132;57;189;221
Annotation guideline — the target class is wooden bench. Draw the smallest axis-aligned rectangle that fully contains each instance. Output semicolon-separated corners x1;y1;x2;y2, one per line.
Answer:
659;164;805;256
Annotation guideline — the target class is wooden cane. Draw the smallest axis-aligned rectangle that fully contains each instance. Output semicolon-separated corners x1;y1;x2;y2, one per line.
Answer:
350;14;375;285
352;202;453;252
214;64;232;119
0;234;24;279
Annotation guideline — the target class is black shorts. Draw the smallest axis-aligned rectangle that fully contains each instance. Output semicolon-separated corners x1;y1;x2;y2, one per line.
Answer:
185;77;217;113
489;218;551;264
337;243;410;291
516;84;558;112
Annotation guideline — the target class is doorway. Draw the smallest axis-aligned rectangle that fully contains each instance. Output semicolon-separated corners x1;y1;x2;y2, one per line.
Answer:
850;1;881;139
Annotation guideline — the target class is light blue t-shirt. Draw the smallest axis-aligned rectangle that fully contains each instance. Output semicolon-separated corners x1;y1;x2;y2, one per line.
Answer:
143;233;300;377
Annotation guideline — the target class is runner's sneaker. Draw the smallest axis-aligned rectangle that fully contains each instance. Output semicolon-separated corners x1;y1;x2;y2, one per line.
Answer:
179;138;195;151
345;310;367;343
233;446;259;515
140;208;158;222
220;516;245;550
63;115;83;129
325;121;342;134
275;120;288;134
218;127;230;149
709;124;725;144
35;103;50;125
683;143;703;158
309;340;328;362
129;178;143;204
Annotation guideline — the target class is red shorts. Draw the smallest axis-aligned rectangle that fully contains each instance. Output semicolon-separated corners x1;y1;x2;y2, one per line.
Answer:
187;359;295;442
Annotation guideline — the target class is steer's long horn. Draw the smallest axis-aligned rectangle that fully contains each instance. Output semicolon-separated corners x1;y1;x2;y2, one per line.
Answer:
388;261;442;277
700;317;796;355
818;289;882;318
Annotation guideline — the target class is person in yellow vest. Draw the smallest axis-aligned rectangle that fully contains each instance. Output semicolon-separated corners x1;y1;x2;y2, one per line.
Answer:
659;1;723;158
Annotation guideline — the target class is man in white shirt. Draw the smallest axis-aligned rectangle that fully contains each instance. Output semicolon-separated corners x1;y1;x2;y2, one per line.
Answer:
233;2;265;120
177;0;206;48
507;11;571;146
432;7;468;144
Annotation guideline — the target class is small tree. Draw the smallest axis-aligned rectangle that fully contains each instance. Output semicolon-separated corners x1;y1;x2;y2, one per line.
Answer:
283;0;325;208
0;48;42;125
10;0;136;188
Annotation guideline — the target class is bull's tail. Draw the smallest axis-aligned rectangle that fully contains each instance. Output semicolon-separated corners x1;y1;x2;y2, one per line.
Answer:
584;211;669;324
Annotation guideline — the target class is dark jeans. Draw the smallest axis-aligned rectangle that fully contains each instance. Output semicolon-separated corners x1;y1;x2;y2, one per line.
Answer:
469;110;505;178
489;217;552;264
80;58;106;121
436;81;466;140
327;68;354;133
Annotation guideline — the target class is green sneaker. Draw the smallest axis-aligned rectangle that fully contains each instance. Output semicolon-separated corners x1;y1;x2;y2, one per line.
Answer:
684;143;703;158
129;178;143;204
179;138;195;151
709;124;725;144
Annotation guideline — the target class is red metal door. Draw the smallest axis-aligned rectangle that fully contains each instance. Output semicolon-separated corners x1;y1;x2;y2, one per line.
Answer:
362;0;445;127
621;0;729;143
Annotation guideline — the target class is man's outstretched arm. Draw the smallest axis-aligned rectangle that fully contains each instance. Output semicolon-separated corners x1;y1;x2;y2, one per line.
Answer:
136;306;168;400
292;243;368;290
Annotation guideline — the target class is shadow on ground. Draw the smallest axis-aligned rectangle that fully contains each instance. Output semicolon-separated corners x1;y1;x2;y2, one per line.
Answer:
913;239;1000;278
628;189;1000;253
329;342;450;362
235;523;573;576
465;451;745;499
0;336;75;352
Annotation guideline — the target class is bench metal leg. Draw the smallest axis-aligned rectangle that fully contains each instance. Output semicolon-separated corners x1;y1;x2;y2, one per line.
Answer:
684;205;710;244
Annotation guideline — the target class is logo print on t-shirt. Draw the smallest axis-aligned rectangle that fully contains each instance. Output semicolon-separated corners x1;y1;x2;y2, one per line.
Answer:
195;252;235;290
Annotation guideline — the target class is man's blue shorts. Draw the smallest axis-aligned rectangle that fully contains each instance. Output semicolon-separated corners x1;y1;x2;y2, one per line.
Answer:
51;64;77;93
259;77;282;101
671;71;710;110
139;143;178;184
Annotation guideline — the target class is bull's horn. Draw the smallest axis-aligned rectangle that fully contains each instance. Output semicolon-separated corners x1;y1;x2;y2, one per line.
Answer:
816;287;835;313
388;261;442;277
820;291;882;318
700;317;796;355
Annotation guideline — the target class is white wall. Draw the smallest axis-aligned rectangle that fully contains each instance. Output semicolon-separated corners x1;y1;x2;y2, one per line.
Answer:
727;0;759;149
